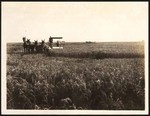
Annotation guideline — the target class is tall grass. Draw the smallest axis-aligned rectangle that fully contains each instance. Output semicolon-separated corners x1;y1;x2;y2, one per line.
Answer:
6;42;145;110
47;50;144;59
47;42;144;59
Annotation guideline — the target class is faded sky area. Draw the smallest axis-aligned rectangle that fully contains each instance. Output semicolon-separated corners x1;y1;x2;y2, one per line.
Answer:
2;2;148;42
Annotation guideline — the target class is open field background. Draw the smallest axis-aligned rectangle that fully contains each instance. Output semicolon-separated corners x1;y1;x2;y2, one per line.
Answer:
7;42;145;110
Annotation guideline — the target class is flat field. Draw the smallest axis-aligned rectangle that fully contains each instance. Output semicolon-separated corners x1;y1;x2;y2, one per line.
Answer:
7;42;145;110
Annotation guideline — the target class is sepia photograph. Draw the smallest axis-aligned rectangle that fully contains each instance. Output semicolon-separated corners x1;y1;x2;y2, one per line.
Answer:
1;1;148;115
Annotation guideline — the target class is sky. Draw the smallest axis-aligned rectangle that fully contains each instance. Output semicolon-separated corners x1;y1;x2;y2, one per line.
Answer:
2;2;148;42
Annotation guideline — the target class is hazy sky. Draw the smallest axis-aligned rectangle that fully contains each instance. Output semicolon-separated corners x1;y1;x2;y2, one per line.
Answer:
2;2;148;42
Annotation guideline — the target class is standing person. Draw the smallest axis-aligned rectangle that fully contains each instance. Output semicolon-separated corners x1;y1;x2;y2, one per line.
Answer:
49;36;53;48
56;40;59;47
22;37;27;53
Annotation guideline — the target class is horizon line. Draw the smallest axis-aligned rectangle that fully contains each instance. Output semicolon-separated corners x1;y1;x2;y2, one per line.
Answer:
6;41;144;43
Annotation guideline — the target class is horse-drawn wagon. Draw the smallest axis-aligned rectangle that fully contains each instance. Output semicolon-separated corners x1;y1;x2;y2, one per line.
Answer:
22;36;64;53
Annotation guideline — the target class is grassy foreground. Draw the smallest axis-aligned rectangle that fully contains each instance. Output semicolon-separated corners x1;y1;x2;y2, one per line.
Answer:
7;42;145;110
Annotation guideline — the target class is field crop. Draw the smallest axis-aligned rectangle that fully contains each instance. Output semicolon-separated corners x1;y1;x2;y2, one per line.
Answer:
7;42;145;110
